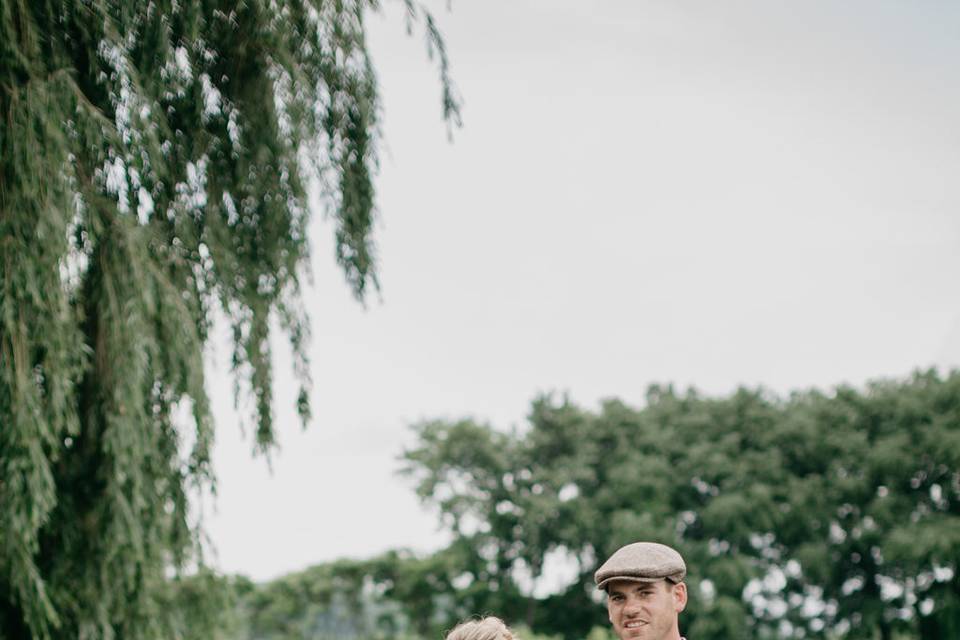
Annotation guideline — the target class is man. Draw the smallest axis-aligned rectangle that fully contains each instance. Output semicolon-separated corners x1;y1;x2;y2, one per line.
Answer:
594;542;688;640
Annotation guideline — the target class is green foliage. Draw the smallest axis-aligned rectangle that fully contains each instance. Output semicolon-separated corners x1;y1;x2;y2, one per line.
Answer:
0;0;458;637
162;372;960;640
163;571;249;640
195;551;470;640
512;626;563;640
402;370;960;640
582;626;615;640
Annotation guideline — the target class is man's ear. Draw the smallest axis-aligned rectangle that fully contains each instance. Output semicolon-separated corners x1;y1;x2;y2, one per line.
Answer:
673;582;688;612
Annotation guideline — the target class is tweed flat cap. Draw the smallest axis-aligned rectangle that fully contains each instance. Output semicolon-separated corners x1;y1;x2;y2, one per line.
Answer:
594;542;686;590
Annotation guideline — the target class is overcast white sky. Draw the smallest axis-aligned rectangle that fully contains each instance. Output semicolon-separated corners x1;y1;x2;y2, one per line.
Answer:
205;0;960;582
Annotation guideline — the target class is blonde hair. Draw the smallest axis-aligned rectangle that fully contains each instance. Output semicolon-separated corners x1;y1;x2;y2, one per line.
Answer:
445;617;514;640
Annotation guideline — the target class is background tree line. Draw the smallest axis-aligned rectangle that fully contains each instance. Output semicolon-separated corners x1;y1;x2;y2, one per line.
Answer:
183;369;960;640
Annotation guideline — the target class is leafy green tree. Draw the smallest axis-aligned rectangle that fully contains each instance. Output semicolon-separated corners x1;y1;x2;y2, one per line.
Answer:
234;549;471;640
0;0;458;637
402;371;960;640
164;571;250;640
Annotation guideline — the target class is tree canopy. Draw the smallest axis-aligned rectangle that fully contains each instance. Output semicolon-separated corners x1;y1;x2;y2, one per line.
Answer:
400;371;960;640
162;371;960;640
0;0;458;637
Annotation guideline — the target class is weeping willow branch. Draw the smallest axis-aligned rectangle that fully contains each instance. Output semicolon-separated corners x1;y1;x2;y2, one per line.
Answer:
0;0;459;637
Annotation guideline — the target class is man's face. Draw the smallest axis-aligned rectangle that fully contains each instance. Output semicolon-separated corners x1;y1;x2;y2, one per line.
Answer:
606;579;687;640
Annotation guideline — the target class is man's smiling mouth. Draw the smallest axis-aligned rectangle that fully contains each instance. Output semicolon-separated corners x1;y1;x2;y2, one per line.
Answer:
624;621;647;629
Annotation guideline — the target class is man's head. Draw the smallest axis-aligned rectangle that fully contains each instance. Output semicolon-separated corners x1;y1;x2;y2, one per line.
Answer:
594;542;688;640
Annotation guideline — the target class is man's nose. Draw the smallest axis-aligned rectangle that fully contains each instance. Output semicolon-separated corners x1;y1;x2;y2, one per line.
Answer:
623;599;641;617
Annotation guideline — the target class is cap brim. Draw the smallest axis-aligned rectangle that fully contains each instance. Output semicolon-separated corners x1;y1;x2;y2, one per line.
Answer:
596;575;673;590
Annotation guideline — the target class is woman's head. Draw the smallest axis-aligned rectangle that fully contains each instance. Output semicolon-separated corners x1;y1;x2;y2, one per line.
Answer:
445;617;514;640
